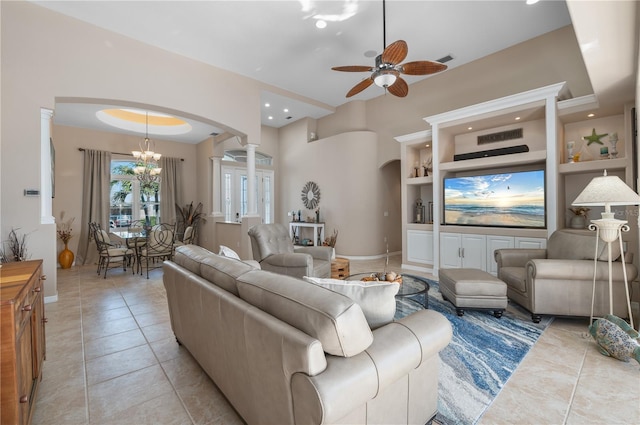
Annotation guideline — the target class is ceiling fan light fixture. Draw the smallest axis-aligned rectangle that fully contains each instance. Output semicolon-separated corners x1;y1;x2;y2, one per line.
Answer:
373;70;397;88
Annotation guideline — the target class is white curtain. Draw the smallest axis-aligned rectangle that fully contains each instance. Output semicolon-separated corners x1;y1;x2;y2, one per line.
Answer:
76;149;112;265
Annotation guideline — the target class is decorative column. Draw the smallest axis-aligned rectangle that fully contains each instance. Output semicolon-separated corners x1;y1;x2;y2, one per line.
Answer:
246;143;258;217
41;108;54;224
210;156;223;217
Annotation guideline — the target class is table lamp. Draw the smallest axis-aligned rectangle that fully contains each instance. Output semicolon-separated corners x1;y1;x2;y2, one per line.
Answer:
572;170;640;329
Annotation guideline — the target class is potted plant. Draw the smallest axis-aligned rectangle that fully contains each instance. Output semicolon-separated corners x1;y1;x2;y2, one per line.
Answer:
568;207;590;229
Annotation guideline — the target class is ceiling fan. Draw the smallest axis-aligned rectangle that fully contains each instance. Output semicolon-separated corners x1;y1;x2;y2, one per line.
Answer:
332;0;448;98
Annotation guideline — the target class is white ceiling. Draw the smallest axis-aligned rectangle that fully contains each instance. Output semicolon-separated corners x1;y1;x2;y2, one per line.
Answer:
32;1;632;143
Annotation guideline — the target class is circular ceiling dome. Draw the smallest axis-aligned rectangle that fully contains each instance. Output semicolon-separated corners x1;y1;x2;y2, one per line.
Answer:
96;108;192;135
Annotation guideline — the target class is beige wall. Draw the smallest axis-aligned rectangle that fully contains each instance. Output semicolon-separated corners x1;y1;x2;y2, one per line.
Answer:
1;1;261;298
51;124;199;255
1;2;628;298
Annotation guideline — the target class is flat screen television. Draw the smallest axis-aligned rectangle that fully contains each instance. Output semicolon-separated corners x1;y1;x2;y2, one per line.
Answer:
443;169;546;228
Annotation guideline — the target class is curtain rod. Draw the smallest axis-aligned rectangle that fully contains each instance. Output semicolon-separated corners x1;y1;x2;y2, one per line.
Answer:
77;147;184;161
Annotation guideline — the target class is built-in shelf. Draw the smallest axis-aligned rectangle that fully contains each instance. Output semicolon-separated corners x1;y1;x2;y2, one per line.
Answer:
407;176;433;185
439;150;547;172
558;157;627;175
407;223;433;231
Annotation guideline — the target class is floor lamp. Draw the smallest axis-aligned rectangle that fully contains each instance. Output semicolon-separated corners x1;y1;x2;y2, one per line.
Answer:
572;170;640;330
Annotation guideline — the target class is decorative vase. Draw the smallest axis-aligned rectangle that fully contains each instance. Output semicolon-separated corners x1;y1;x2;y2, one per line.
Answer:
58;242;74;269
570;215;586;229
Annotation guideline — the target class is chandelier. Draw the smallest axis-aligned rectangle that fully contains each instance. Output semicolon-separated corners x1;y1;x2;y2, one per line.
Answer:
132;112;162;188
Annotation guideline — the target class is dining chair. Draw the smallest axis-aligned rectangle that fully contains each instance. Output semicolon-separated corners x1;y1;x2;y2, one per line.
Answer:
139;223;175;279
89;222;135;279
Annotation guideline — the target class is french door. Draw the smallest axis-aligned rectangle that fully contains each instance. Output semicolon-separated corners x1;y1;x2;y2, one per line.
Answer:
222;165;274;224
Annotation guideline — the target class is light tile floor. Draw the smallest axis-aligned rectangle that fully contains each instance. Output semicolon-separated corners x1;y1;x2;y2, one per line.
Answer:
33;256;639;424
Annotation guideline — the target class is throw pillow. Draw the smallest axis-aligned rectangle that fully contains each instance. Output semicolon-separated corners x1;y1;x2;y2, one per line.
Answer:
218;245;241;260
303;276;399;329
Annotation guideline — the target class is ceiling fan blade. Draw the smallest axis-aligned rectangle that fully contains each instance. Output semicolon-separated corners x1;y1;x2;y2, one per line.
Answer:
400;61;448;75
346;78;374;98
332;65;373;72
387;77;408;97
381;40;408;65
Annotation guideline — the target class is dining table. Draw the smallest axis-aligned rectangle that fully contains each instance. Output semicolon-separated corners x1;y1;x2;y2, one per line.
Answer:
109;229;147;273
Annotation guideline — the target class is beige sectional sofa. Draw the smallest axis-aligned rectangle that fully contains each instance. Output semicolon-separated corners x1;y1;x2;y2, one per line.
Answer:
163;245;452;425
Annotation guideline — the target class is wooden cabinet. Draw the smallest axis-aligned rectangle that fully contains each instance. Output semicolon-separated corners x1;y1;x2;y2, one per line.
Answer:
1;260;46;425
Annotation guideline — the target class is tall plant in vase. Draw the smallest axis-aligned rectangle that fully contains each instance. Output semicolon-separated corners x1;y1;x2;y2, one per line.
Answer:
175;202;206;244
57;211;75;269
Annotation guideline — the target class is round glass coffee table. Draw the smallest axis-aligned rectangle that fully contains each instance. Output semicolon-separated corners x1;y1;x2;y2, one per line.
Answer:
346;273;430;309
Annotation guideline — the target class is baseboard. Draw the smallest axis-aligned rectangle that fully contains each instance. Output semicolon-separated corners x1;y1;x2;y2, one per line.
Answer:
337;251;401;261
44;294;58;304
400;263;434;275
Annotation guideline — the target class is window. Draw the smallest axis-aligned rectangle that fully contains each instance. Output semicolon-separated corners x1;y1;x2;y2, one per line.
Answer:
110;160;161;228
221;165;274;224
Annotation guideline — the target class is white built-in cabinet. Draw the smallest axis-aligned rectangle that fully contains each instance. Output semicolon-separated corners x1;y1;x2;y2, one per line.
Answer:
395;83;637;276
407;230;433;264
440;232;546;275
440;233;486;270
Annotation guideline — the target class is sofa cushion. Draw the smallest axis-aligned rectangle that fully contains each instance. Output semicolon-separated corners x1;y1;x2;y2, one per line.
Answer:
174;245;215;275
547;229;621;262
236;270;373;357
199;254;256;295
303;277;399;329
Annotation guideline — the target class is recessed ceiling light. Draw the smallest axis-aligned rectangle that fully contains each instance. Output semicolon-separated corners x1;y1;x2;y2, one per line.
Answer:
268;116;273;120
283;108;289;113
315;20;327;29
265;103;270;108
364;50;378;58
468;127;473;130
587;113;595;118
526;0;540;5
425;144;430;148
515;117;521;121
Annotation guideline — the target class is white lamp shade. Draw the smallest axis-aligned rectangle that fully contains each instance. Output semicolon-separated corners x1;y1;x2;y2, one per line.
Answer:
572;171;640;208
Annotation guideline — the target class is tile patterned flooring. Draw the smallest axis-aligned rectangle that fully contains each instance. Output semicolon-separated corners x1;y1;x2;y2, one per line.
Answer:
33;256;639;424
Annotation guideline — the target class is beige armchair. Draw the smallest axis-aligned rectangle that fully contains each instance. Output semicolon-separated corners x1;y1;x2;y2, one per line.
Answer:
248;223;332;278
495;229;637;323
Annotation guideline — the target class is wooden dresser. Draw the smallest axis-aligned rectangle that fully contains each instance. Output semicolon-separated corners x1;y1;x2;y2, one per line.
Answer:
1;260;46;425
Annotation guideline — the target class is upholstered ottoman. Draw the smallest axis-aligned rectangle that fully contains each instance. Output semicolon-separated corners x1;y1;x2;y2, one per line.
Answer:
439;268;508;318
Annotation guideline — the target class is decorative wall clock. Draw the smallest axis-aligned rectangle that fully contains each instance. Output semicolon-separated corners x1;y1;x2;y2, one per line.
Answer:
301;181;320;209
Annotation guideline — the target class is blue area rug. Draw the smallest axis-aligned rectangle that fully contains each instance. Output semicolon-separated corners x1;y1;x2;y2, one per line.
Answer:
395;279;553;425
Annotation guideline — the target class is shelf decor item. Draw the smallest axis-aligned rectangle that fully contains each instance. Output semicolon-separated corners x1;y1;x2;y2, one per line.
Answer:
609;132;619;159
583;128;608;146
572;170;640;329
566;141;575;163
414;198;425;224
568;207;590;229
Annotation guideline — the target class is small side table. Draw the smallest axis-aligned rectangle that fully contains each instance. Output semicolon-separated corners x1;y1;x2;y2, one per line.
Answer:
331;257;350;279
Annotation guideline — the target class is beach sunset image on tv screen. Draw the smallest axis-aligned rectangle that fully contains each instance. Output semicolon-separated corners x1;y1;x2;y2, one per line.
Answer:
443;169;546;228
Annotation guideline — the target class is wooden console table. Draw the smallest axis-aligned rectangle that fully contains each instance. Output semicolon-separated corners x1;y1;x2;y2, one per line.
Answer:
289;222;325;246
1;260;46;425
